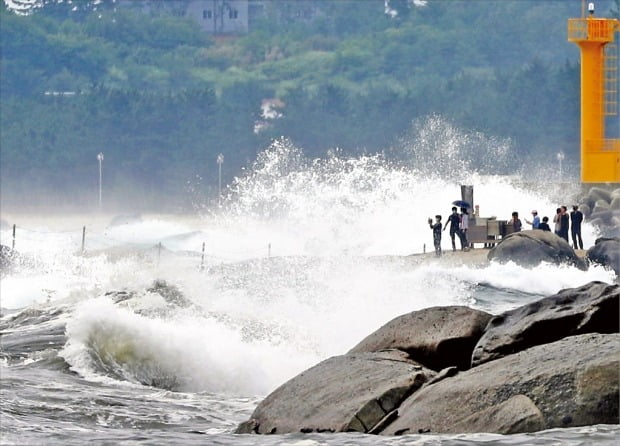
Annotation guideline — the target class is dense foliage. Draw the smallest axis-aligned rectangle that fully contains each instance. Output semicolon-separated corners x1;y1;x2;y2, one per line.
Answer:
1;0;618;210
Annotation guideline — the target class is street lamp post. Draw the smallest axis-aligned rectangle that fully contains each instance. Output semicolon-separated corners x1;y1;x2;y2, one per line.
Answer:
216;153;224;206
97;152;104;210
556;151;565;181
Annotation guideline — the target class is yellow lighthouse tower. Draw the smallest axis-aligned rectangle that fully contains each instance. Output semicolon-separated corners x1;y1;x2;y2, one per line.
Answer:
568;1;620;182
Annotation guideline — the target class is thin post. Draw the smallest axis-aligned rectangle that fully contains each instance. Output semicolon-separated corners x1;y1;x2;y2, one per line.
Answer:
12;224;16;250
81;226;86;253
157;242;162;267
268;243;271;258
581;0;585;18
423;243;426;254
217;153;224;207
201;241;206;269
97;152;104;211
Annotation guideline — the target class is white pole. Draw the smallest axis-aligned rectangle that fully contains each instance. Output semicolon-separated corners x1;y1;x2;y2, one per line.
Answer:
97;152;104;210
217;153;224;206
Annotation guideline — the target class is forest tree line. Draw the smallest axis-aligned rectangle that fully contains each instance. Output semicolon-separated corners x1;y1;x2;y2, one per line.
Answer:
1;0;619;210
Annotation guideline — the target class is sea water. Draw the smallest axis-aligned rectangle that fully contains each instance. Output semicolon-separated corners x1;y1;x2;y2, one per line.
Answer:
1;123;618;445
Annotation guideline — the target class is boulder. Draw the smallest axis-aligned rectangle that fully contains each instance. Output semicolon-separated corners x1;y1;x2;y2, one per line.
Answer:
471;282;619;367
587;238;620;276
588;187;612;205
236;349;435;434
594;199;610;210
381;333;620;435
590;209;614;225
349;306;492;371
488;230;586;270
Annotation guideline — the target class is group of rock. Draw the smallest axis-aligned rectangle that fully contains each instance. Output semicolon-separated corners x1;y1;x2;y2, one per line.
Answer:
577;186;620;238
487;228;620;276
237;281;619;436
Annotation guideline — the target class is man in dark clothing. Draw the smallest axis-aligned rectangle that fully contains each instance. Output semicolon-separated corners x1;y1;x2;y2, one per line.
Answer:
509;211;522;232
443;207;460;251
570;205;584;249
429;215;442;257
539;216;551;231
559;206;570;242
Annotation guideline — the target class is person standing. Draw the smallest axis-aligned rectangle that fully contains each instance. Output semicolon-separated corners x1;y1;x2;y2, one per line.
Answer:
539;216;551;231
570;205;584;249
525;210;540;229
443;206;461;251
509;211;522;232
553;208;562;235
458;207;469;251
559;206;570;242
429;215;442;257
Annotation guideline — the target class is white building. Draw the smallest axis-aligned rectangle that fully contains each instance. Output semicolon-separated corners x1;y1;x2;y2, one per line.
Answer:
186;0;249;35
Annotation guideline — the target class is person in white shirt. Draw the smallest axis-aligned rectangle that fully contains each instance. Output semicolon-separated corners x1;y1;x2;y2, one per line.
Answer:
525;210;540;229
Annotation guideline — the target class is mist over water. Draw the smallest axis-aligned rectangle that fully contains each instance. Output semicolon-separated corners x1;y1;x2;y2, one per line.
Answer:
1;118;617;444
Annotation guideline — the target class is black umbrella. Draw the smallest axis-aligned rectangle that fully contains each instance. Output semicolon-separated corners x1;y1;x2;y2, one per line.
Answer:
452;200;471;208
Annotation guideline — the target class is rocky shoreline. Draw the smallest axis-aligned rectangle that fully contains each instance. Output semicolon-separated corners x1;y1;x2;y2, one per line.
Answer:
237;281;619;436
237;230;620;436
576;186;620;238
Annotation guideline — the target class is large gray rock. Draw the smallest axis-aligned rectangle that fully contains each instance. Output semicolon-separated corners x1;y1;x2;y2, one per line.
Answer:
471;282;619;367
349;306;492;371
381;333;620;435
488;230;586;270
236;350;435;434
590;209;615;225
587;238;620;276
588;187;612;205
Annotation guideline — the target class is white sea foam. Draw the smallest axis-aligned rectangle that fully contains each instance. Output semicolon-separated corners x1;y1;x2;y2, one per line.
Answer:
61;297;319;395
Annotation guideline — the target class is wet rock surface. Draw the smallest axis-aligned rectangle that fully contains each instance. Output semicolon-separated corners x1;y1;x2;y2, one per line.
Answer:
382;333;619;435
587;237;620;276
236;349;434;434
471;282;619;367
237;282;620;436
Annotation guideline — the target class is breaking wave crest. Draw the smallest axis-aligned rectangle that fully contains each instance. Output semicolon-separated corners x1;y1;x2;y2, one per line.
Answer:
61;297;319;395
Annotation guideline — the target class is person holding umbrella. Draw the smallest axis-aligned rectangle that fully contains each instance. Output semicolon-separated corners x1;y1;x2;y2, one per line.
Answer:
452;200;471;251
